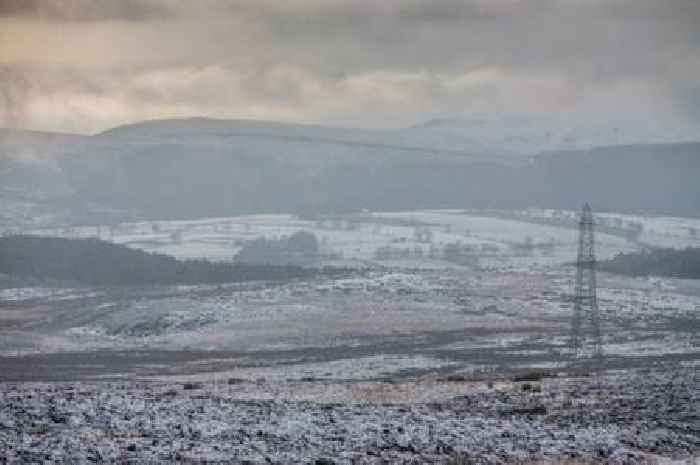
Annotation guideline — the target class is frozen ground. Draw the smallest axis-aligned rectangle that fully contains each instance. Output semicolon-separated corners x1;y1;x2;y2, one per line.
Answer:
3;210;699;463
0;368;696;464
502;208;700;250
1;268;698;376
24;209;647;265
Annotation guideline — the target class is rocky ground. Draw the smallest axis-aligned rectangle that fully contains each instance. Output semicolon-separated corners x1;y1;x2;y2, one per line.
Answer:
0;367;697;464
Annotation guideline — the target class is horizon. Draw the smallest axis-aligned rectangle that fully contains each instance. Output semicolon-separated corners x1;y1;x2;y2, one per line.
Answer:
3;114;700;149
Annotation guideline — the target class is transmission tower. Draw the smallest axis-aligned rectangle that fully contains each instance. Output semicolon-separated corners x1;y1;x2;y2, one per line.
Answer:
571;203;603;364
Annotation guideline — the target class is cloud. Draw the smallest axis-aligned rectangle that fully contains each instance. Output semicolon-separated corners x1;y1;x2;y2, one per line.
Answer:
1;0;699;132
0;0;172;22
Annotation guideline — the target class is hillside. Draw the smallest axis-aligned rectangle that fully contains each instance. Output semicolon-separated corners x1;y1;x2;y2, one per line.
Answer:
1;118;700;227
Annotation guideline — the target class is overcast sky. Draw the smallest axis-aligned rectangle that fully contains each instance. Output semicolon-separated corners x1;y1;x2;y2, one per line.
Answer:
1;0;700;134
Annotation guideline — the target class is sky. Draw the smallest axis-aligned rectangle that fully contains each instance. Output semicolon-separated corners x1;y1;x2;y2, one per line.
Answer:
1;0;700;134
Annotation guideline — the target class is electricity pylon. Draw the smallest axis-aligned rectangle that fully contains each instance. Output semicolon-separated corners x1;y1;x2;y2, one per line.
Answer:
571;203;603;365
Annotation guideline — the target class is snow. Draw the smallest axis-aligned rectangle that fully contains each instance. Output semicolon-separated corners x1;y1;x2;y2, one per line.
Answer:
1;367;696;463
516;208;700;249
2;263;697;374
21;208;651;268
3;209;699;463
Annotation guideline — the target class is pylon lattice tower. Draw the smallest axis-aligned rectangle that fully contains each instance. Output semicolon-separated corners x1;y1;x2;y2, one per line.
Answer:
571;203;603;364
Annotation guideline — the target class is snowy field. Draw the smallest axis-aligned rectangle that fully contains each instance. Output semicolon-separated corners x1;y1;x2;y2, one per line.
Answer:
21;208;700;265
4;209;699;383
3;210;699;463
24;208;652;265
1;268;697;375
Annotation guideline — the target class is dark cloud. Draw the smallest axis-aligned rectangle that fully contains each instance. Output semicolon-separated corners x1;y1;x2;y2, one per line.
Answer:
0;0;172;21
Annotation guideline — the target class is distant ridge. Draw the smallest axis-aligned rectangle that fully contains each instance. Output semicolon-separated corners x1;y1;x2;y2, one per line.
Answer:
2;117;700;226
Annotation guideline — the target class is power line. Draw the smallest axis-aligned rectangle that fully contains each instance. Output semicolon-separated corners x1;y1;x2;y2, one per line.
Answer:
571;203;603;365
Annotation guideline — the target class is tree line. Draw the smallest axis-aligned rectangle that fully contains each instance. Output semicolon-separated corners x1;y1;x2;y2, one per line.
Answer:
0;235;328;286
599;247;700;279
235;230;319;266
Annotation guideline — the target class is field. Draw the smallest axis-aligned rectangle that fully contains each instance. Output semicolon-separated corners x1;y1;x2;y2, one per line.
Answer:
1;210;698;463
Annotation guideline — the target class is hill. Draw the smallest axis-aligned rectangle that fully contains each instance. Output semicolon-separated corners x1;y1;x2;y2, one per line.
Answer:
1;118;699;227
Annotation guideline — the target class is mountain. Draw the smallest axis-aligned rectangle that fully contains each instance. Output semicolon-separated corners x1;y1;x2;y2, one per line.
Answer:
97;115;700;156
405;114;700;155
1;118;699;228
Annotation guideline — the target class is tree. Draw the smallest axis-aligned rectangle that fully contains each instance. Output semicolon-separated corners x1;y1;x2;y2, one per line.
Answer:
443;242;463;262
235;231;320;266
170;229;183;243
287;230;319;255
0;235;321;286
